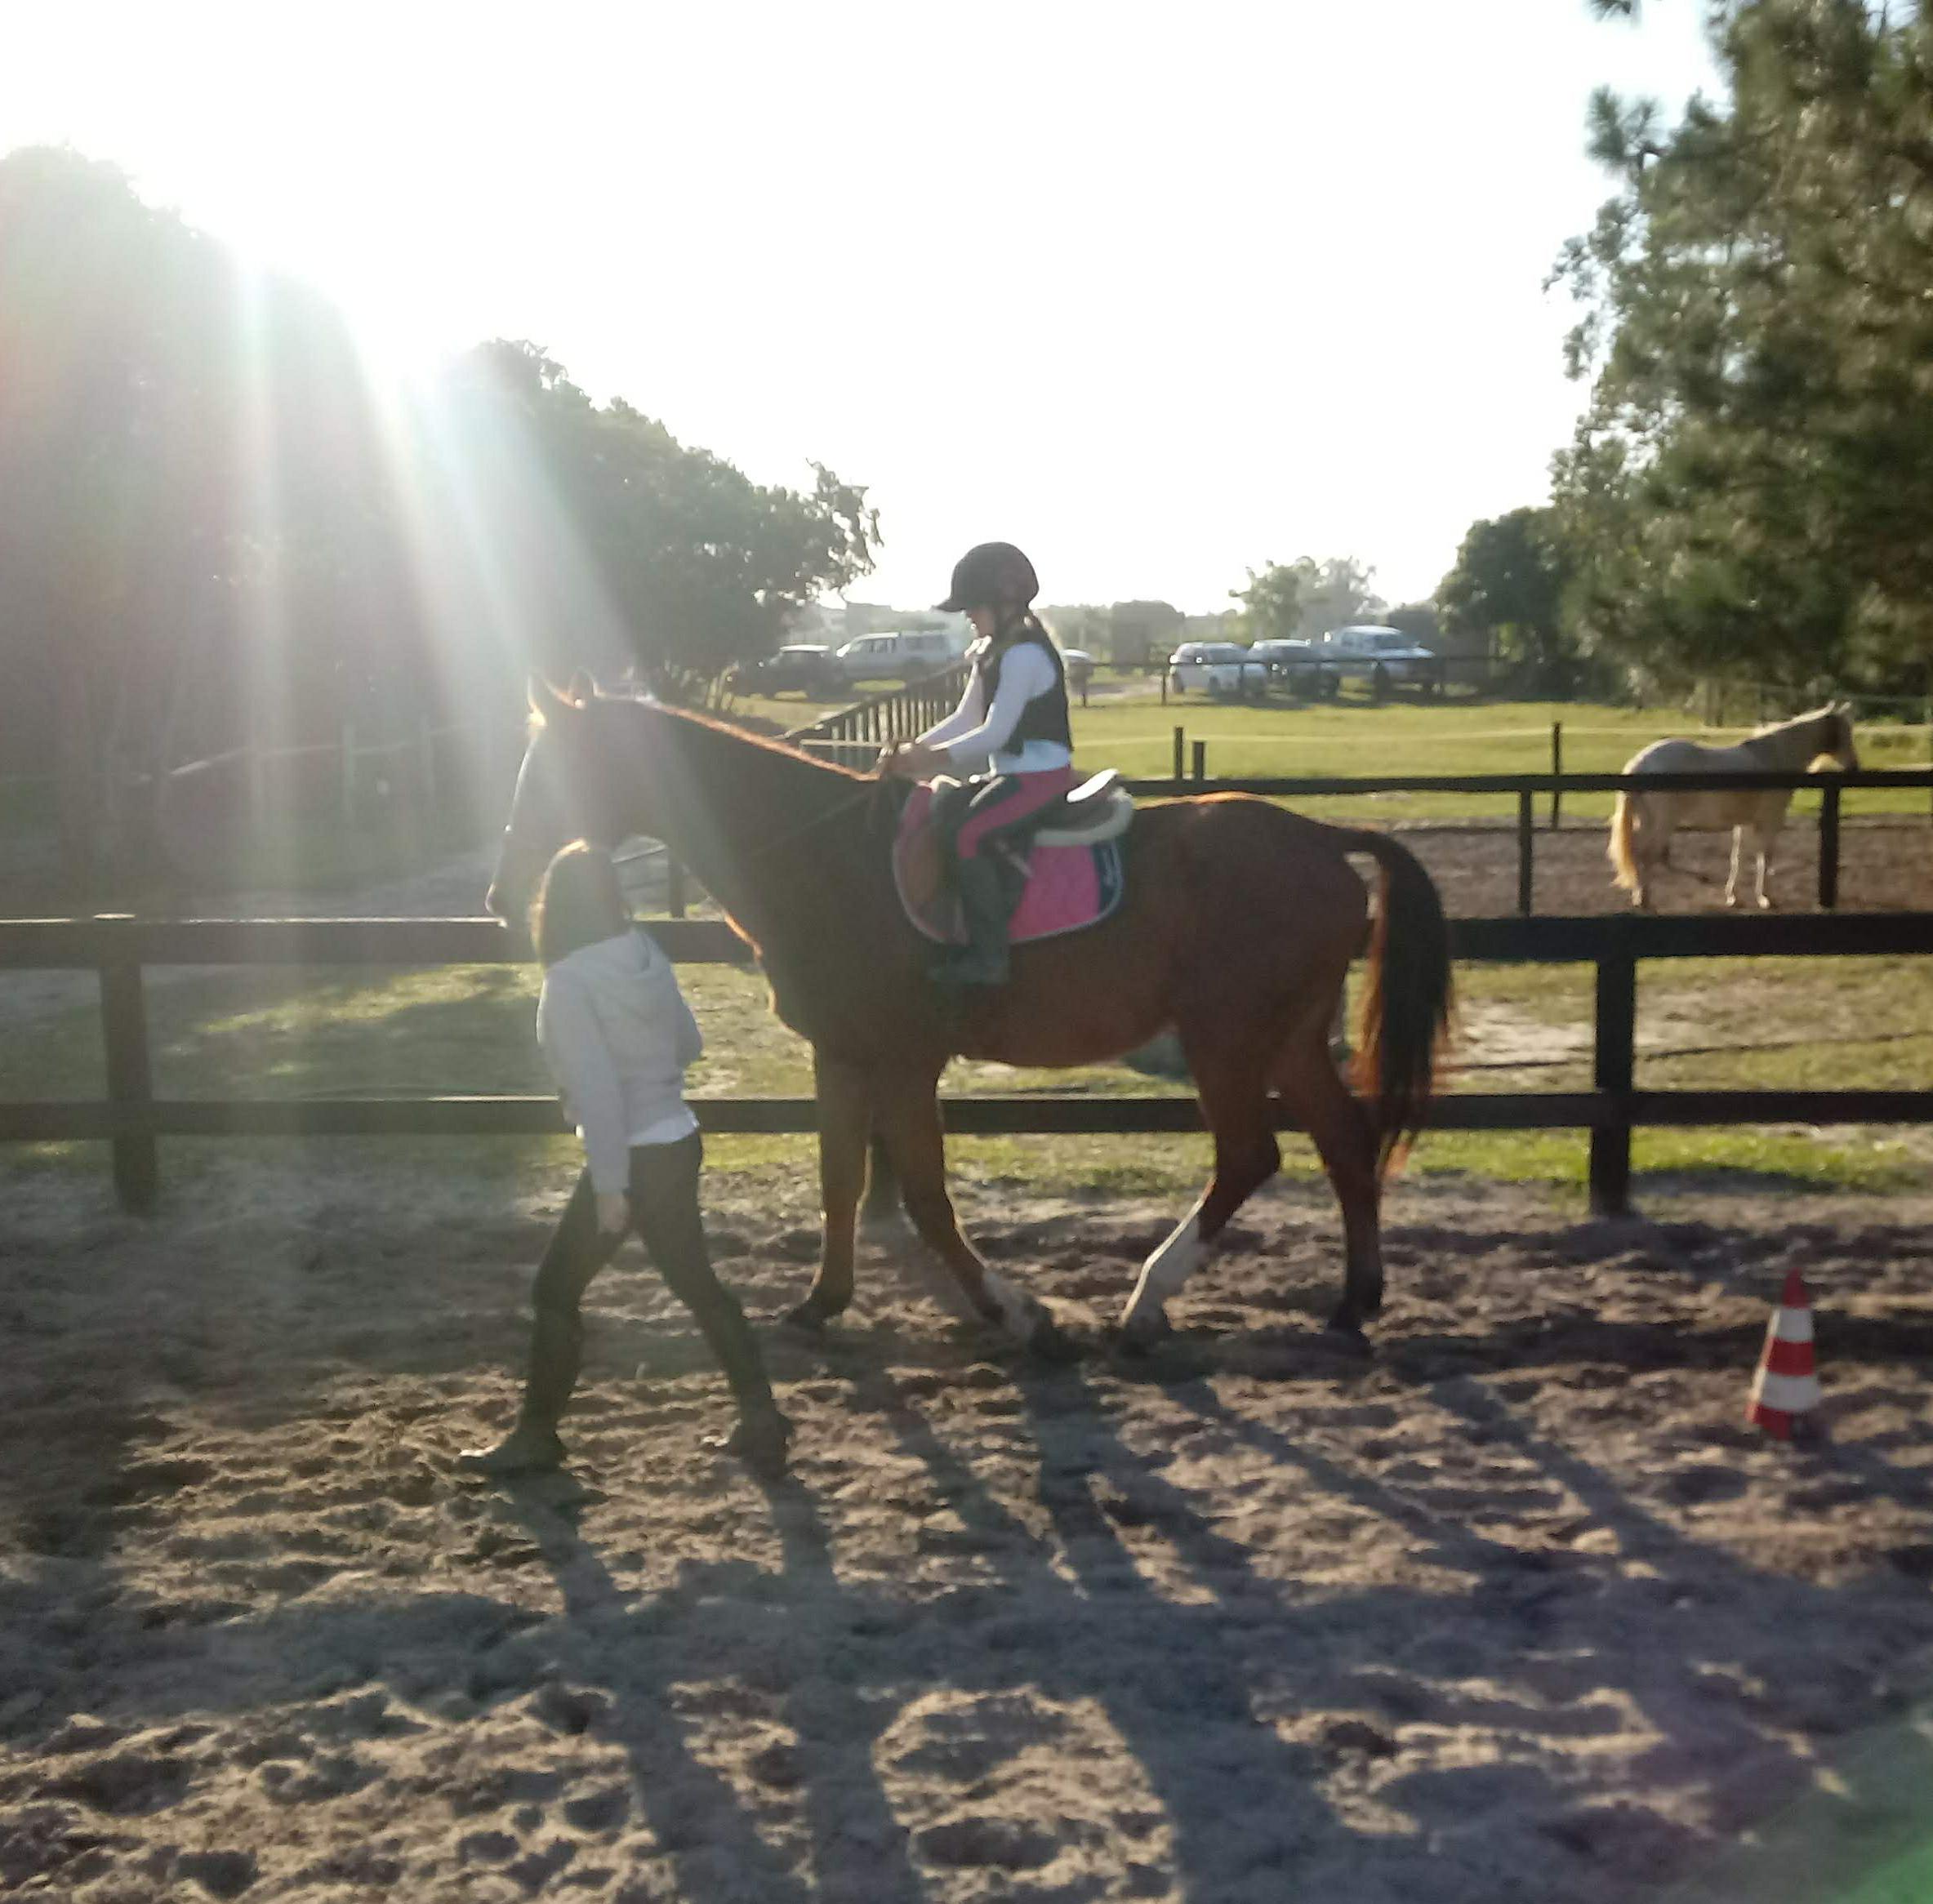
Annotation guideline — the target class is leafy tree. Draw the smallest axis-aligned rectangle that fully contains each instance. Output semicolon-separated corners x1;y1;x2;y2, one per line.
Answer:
1384;603;1441;647
439;342;879;705
1438;508;1577;690
1293;556;1384;639
0;149;880;897
1553;0;1933;693
1227;557;1382;643
1230;562;1305;643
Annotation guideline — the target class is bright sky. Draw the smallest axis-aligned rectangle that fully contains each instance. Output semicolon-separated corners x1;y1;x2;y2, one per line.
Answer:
5;1;1719;614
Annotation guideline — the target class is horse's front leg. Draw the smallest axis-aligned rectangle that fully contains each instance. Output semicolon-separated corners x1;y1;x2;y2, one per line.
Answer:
785;1049;872;1332
1753;825;1776;910
1725;825;1746;908
874;1065;1076;1358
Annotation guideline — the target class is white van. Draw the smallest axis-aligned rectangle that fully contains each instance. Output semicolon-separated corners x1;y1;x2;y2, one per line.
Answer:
833;629;964;686
1167;641;1268;697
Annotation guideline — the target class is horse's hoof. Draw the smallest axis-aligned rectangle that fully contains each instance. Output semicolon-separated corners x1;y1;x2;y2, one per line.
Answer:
455;1422;564;1479
1028;1313;1085;1363
1321;1319;1374;1359
782;1301;831;1335
1117;1309;1172;1356
718;1409;793;1480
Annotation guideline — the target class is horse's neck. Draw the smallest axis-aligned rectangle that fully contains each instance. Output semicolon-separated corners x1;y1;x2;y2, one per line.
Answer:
635;713;858;932
1754;714;1828;767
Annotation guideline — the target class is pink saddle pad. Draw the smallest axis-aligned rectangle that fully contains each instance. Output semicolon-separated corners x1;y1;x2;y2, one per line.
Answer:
893;782;1127;946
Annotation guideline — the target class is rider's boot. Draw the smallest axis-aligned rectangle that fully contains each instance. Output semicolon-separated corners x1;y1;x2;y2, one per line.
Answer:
457;1308;579;1476
933;855;1016;988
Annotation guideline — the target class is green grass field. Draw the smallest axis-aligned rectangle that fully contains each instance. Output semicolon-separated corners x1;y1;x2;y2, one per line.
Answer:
735;687;1933;825
5;944;1931;1208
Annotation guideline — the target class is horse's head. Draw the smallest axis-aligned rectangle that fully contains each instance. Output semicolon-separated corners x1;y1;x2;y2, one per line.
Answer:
1811;701;1860;773
485;673;643;925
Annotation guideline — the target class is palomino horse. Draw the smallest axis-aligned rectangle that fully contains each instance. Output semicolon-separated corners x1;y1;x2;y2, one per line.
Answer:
488;681;1453;1353
1609;704;1858;911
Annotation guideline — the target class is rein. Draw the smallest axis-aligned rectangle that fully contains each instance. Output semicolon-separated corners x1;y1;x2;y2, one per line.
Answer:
742;773;898;864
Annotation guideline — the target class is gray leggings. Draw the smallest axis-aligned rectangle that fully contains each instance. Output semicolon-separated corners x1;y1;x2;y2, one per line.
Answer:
526;1132;776;1421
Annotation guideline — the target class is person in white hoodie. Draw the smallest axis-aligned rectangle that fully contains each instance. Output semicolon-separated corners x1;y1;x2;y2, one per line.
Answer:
460;842;791;1479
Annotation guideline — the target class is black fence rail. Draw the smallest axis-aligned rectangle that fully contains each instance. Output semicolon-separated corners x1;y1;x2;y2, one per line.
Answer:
6;910;1932;1221
1125;763;1933;915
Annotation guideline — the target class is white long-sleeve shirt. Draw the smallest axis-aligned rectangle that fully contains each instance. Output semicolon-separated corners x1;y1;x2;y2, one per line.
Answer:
917;641;1072;775
537;929;701;1193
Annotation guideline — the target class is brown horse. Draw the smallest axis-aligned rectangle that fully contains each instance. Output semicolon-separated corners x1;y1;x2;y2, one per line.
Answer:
487;680;1453;1352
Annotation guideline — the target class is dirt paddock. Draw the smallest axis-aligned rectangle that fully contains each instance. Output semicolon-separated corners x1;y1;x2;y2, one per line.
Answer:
6;1163;1933;1902
1396;815;1933;918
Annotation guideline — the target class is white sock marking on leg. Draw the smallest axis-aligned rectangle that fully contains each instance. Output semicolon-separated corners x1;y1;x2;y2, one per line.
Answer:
981;1269;1038;1341
1121;1198;1207;1329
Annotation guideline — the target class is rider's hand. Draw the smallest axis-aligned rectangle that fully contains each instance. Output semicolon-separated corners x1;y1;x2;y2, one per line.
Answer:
875;742;904;776
886;742;946;781
595;1191;630;1238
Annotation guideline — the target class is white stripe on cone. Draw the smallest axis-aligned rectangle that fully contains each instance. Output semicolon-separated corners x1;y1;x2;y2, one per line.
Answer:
1749;1368;1821;1414
1770;1309;1815;1344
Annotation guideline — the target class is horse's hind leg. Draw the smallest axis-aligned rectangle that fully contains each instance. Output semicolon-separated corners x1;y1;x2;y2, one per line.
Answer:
1270;1025;1384;1340
872;1065;1072;1356
786;1050;871;1331
1752;823;1777;910
1120;1037;1279;1348
1726;825;1748;908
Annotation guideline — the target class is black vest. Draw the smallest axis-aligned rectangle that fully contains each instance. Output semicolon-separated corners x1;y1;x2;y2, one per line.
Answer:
975;622;1072;755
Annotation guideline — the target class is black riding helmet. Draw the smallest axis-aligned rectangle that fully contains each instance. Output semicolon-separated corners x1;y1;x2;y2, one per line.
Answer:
937;541;1039;614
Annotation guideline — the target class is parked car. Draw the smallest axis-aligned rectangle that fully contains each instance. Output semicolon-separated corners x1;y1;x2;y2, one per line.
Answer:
1167;642;1268;697
1247;637;1335;699
1316;625;1445;700
731;644;840;697
1060;647;1097;692
833;629;964;686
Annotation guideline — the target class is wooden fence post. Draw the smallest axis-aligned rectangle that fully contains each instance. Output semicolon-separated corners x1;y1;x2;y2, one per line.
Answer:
99;930;158;1214
1589;937;1637;1217
1517;788;1534;916
1818;780;1842;911
1550;721;1563;830
1191;740;1207;784
666;852;688;919
1172;726;1185;785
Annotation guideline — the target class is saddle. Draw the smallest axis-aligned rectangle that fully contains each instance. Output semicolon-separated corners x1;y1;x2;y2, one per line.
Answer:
893;771;1132;946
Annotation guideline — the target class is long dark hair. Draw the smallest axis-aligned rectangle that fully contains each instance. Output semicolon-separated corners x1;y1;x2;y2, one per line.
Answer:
995;607;1049;648
531;841;630;968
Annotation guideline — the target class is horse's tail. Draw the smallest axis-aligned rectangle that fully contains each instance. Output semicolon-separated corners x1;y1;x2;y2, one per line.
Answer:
1608;793;1641;893
1336;829;1454;1172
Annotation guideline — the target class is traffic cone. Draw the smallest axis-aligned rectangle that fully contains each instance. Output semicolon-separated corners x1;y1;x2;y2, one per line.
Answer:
1747;1268;1820;1441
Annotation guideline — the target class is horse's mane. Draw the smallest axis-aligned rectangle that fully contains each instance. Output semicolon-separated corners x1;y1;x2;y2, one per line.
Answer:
589;692;869;781
1747;703;1842;742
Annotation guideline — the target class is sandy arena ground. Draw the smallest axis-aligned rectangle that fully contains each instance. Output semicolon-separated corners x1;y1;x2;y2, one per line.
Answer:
1399;816;1933;918
5;1162;1933;1902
